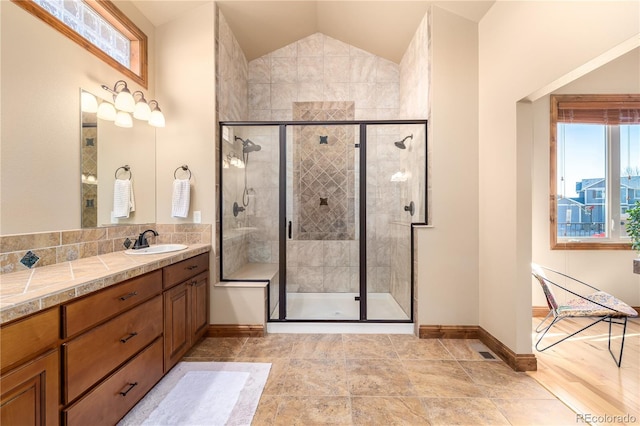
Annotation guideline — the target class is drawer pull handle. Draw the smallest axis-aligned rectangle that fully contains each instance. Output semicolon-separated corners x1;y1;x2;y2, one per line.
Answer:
119;291;138;301
191;280;197;286
120;332;138;343
119;382;138;397
186;265;199;270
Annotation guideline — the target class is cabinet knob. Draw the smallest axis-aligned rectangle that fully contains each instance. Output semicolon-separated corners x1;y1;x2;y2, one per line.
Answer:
119;382;138;397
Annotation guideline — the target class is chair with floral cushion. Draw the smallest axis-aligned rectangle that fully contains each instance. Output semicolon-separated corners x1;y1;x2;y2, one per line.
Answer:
531;263;638;367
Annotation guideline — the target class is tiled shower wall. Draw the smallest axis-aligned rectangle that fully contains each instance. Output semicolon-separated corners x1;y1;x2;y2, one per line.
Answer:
399;11;431;319
248;32;400;122
217;8;250;279
292;101;356;240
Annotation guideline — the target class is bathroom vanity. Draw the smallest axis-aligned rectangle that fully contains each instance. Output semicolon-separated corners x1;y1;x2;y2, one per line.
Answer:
0;247;210;425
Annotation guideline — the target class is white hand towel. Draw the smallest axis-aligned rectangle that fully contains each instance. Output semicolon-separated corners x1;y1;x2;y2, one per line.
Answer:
171;179;190;218
129;179;135;213
113;179;133;218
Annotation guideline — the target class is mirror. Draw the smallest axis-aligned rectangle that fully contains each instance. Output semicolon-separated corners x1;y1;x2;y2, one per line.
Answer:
81;89;156;228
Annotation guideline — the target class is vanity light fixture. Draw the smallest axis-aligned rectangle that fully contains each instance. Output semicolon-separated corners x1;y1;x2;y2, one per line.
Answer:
132;91;151;120
115;110;133;128
148;100;165;128
100;80;165;127
97;101;117;121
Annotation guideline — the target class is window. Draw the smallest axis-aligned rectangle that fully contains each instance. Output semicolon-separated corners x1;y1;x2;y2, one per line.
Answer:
551;94;640;249
12;0;147;87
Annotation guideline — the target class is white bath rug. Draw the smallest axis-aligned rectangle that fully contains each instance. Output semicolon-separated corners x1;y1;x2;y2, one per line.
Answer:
118;362;271;426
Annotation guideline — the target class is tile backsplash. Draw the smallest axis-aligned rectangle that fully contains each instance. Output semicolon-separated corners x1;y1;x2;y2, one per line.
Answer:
0;223;212;274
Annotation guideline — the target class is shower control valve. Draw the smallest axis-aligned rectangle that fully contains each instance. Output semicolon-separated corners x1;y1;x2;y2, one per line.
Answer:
233;201;245;217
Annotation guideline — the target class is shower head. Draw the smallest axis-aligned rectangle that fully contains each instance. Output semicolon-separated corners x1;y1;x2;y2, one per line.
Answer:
243;140;262;153
394;134;413;150
235;136;262;153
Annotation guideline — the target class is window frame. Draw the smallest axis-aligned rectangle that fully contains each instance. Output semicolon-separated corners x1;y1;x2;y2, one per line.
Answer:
11;0;148;88
550;94;639;250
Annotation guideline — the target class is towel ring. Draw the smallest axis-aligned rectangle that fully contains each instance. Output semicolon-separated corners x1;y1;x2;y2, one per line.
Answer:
174;165;192;180
115;165;132;180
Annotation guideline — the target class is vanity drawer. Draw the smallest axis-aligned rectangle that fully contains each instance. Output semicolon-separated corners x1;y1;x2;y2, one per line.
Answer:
0;307;59;372
163;253;209;289
62;295;163;403
62;270;162;338
63;337;163;426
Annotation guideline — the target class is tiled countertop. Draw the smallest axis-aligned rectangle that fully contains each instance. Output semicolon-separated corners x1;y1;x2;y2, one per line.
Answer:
0;244;211;325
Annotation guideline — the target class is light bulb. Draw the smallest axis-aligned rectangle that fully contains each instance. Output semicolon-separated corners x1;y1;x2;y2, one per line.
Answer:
133;100;151;120
97;102;116;121
149;109;165;128
81;91;98;113
114;88;135;112
115;111;133;128
148;100;165;127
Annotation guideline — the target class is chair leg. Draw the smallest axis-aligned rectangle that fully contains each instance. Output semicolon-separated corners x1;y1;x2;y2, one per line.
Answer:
606;316;628;368
535;316;609;353
535;310;555;333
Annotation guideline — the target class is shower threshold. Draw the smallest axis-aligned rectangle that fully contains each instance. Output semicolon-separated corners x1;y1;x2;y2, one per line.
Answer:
271;292;410;322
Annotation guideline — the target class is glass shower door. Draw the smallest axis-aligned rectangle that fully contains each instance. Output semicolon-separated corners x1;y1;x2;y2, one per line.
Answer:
284;123;361;320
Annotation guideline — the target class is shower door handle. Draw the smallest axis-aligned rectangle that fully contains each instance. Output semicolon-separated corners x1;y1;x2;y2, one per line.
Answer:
288;221;292;239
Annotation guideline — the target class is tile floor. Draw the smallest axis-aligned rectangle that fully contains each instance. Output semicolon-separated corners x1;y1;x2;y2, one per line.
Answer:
183;334;578;425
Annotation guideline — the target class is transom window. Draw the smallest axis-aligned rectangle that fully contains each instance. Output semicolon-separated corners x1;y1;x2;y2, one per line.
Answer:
12;0;147;87
550;94;640;249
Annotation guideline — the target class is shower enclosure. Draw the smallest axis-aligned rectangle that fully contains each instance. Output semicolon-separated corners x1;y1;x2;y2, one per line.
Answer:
220;117;426;322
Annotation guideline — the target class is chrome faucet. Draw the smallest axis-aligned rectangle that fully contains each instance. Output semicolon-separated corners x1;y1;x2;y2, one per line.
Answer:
132;229;158;249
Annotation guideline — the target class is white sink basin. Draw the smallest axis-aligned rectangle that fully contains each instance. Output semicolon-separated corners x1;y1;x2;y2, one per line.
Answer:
125;244;188;255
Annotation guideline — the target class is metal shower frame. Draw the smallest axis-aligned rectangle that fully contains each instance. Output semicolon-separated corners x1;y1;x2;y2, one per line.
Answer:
219;119;428;323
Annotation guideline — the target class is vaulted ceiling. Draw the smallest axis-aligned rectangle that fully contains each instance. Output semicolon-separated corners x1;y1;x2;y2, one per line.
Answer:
132;1;494;63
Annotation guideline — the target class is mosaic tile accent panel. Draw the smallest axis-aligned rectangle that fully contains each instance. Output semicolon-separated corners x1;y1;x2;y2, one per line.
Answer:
293;102;355;240
81;115;98;228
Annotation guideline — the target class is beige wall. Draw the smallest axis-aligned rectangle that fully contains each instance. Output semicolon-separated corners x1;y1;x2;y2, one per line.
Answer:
479;1;640;353
532;48;640;307
0;1;156;234
154;2;216;227
416;6;479;326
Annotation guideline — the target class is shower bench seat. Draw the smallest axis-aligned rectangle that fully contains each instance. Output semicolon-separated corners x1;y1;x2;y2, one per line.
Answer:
211;263;279;336
227;262;279;281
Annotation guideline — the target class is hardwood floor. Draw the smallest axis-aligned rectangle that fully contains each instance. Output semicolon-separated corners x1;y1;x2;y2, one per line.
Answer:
528;317;640;425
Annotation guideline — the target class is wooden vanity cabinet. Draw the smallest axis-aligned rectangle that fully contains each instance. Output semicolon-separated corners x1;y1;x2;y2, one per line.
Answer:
163;253;210;371
0;308;60;426
1;250;210;426
60;270;164;425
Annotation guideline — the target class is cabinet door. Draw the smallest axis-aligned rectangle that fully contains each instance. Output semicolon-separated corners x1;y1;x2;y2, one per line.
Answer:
0;349;59;426
163;283;190;372
190;271;209;343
